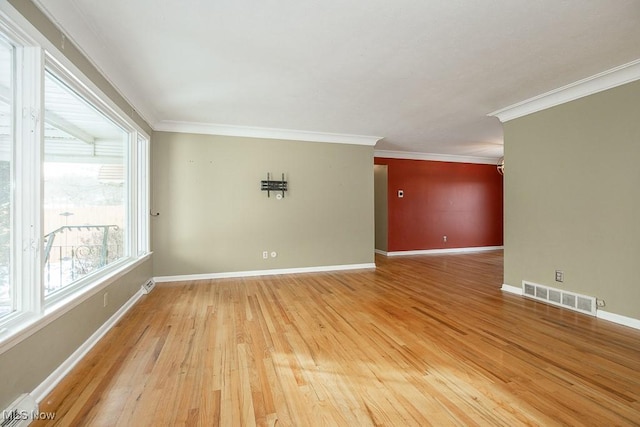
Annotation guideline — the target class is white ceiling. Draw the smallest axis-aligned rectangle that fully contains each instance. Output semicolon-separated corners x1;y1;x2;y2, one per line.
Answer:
33;0;640;159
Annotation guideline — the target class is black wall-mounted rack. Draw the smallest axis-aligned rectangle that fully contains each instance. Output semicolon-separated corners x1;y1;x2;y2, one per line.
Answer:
261;173;287;198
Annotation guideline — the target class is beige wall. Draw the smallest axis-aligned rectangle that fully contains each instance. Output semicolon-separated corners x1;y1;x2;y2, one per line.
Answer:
0;0;154;411
504;80;640;319
151;132;375;276
374;164;388;252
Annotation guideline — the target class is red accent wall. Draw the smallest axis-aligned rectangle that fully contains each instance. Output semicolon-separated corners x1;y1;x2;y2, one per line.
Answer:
375;158;503;252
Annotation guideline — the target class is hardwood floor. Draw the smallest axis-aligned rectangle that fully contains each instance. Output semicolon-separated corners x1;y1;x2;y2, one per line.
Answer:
34;251;640;426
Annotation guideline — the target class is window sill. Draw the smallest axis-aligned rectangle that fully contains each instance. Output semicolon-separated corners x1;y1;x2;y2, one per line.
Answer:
0;252;152;355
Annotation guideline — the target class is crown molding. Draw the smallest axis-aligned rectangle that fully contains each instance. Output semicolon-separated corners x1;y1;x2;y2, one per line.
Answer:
154;120;383;146
489;58;640;122
374;150;500;165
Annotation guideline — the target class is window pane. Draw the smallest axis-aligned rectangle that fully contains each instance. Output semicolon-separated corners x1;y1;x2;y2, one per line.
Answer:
43;71;128;296
0;40;12;317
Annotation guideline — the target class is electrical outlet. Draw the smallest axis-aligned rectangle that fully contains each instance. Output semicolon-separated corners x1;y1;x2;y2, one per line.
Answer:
103;292;108;307
443;236;447;243
397;190;404;198
262;251;268;259
271;251;277;258
596;299;606;307
555;270;564;282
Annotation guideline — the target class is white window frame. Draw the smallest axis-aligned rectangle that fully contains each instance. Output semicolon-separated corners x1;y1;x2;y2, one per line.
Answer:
0;14;43;331
42;56;141;307
137;134;150;256
0;5;150;352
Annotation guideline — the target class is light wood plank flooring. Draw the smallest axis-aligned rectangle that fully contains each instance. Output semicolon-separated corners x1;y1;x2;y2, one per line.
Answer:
34;251;640;426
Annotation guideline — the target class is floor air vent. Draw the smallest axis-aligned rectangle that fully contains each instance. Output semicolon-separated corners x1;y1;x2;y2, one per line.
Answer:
1;394;37;427
522;281;596;316
141;280;156;294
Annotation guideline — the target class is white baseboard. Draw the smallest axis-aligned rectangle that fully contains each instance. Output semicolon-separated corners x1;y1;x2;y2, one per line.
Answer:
596;310;640;331
374;249;388;256
385;246;503;257
501;284;523;295
154;262;376;283
31;287;145;403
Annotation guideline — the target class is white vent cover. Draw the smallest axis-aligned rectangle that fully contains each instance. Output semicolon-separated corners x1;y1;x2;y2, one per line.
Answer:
141;280;155;294
522;281;596;316
1;394;38;427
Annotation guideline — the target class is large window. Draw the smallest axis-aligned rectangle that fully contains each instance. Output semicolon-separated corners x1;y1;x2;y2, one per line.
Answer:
43;71;129;298
0;13;149;335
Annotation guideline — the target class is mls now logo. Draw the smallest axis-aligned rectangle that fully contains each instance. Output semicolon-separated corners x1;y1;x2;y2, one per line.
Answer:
2;409;56;421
